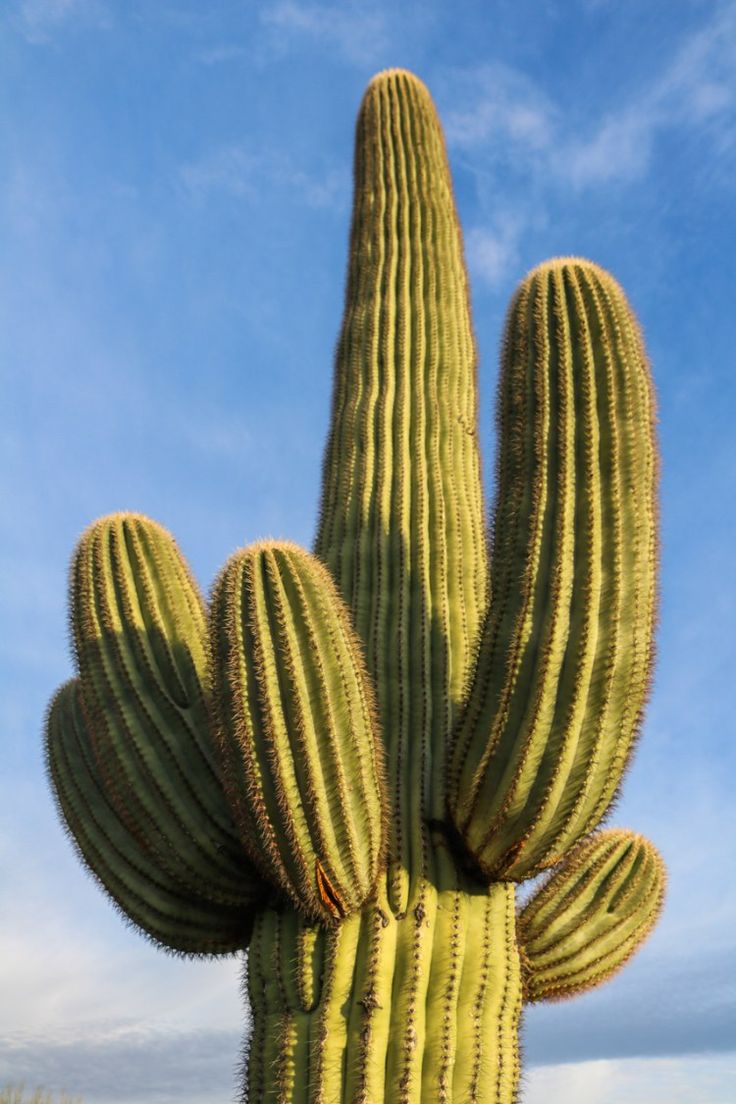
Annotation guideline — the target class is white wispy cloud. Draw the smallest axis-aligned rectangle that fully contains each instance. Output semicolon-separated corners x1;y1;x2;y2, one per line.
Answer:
0;781;246;1100
442;67;552;288
13;0;111;44
179;144;348;210
564;2;736;186
524;1059;615;1104
564;111;652;187
444;63;555;157
465;214;525;289
445;2;736;188
259;1;388;65
0;780;246;1035
524;945;736;1064
6;1028;734;1104
524;1054;736;1104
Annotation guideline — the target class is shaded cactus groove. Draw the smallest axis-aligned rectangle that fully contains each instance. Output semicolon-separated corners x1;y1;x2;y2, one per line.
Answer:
45;68;666;1103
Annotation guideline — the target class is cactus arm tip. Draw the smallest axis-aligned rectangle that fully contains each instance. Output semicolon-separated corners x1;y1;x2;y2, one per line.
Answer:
517;828;667;1002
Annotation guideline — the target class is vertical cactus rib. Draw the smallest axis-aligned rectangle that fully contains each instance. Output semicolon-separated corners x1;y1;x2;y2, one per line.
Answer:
421;874;464;1103
46;681;261;953
70;512;256;902
210;540;387;923
518;829;666;1001
447;259;658;880
245;886;522;1104
316;69;488;897
344;897;396;1104
245;912;270;1104
450;885;520;1103
385;892;438;1104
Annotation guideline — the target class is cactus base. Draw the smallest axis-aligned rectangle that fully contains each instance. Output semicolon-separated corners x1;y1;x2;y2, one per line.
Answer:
246;871;521;1104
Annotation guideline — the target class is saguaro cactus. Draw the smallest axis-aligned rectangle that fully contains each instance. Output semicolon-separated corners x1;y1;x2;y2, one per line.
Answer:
45;69;666;1103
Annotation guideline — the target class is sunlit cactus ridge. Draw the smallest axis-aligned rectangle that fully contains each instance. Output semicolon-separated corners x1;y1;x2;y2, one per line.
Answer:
45;67;666;1103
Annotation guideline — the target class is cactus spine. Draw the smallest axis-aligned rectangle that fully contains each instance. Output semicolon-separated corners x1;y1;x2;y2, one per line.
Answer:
45;69;666;1102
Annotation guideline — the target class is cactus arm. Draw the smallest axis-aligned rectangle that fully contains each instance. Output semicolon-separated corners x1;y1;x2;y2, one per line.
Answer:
517;829;666;1001
447;260;658;880
45;681;262;953
71;513;253;894
210;540;387;923
315;69;488;907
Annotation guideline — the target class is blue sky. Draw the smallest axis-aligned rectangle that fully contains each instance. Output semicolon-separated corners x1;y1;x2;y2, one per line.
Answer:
2;1;735;1101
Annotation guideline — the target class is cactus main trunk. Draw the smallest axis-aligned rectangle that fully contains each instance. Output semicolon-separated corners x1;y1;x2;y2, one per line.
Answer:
316;69;487;918
246;874;521;1104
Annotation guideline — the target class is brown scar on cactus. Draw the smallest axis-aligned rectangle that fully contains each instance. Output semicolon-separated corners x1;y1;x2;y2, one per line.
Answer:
45;67;666;1103
315;859;348;920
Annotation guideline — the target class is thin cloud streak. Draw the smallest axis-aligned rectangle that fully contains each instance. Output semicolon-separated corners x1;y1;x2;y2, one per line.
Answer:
444;63;555;157
4;1012;735;1104
0;777;245;1033
524;949;736;1065
564;1;736;186
0;1025;243;1104
12;0;111;44
197;44;250;66
179;144;348;210
260;1;389;65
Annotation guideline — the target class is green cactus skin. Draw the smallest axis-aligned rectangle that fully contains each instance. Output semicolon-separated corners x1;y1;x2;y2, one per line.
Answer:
518;829;666;1003
46;680;259;953
44;68;667;1104
446;258;658;882
210;541;387;924
245;883;521;1104
315;68;488;913
56;513;267;927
